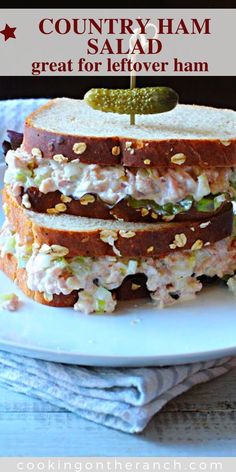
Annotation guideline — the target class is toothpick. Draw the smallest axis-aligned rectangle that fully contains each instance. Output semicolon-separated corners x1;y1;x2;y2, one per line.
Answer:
130;72;136;125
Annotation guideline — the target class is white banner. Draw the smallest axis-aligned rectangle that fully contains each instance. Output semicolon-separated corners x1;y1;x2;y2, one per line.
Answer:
0;9;235;76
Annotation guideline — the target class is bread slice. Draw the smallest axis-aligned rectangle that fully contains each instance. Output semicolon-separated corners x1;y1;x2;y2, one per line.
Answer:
3;188;233;258
0;252;149;307
23;98;236;167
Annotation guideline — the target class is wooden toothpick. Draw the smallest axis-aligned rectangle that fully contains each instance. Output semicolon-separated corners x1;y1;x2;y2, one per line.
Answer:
130;72;136;125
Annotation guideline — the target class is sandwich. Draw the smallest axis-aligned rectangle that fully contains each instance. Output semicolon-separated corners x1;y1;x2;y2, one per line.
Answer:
4;99;236;222
1;97;236;314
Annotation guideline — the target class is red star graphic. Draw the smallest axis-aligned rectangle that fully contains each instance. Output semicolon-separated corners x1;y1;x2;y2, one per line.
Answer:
0;24;16;41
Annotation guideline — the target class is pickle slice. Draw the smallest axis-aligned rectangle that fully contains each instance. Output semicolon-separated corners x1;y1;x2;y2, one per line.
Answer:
127;196;193;216
127;194;228;216
84;87;178;115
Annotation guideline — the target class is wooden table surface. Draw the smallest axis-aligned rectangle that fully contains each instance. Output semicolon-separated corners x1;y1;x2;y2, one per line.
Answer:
0;367;236;457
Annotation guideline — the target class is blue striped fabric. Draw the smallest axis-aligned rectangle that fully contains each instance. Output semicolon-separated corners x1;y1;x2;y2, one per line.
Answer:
0;351;235;433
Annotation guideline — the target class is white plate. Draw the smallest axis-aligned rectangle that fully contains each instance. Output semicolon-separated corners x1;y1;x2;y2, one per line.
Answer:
0;164;236;366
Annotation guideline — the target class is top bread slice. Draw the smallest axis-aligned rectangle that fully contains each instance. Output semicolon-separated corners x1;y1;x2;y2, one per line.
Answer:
3;188;233;259
23;98;236;168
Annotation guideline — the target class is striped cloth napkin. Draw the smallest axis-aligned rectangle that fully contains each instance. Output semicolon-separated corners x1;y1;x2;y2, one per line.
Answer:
0;351;235;433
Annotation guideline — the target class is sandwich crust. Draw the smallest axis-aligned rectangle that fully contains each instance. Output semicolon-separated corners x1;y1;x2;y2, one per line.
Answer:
3;188;233;259
23;125;236;168
23;99;236;168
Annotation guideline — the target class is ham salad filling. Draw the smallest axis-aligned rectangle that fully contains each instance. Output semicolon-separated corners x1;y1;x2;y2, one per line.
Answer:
4;148;235;211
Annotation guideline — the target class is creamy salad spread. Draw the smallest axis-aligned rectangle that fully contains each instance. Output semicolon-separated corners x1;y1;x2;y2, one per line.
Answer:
1;220;236;314
4;147;235;211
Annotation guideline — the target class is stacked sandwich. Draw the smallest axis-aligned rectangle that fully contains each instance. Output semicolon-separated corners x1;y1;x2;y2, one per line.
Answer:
1;98;236;313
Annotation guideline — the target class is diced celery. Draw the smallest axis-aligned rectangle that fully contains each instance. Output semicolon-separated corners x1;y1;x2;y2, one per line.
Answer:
0;293;15;302
15;171;27;183
15;168;32;183
97;299;106;312
95;287;112;312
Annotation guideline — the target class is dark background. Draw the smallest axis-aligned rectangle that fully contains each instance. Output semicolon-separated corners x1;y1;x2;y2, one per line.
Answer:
0;77;235;109
0;1;235;108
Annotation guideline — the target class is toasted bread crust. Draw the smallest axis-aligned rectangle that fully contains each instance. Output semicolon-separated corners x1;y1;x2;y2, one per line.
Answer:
0;252;149;307
19;187;230;223
23;123;236;168
3;189;233;258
